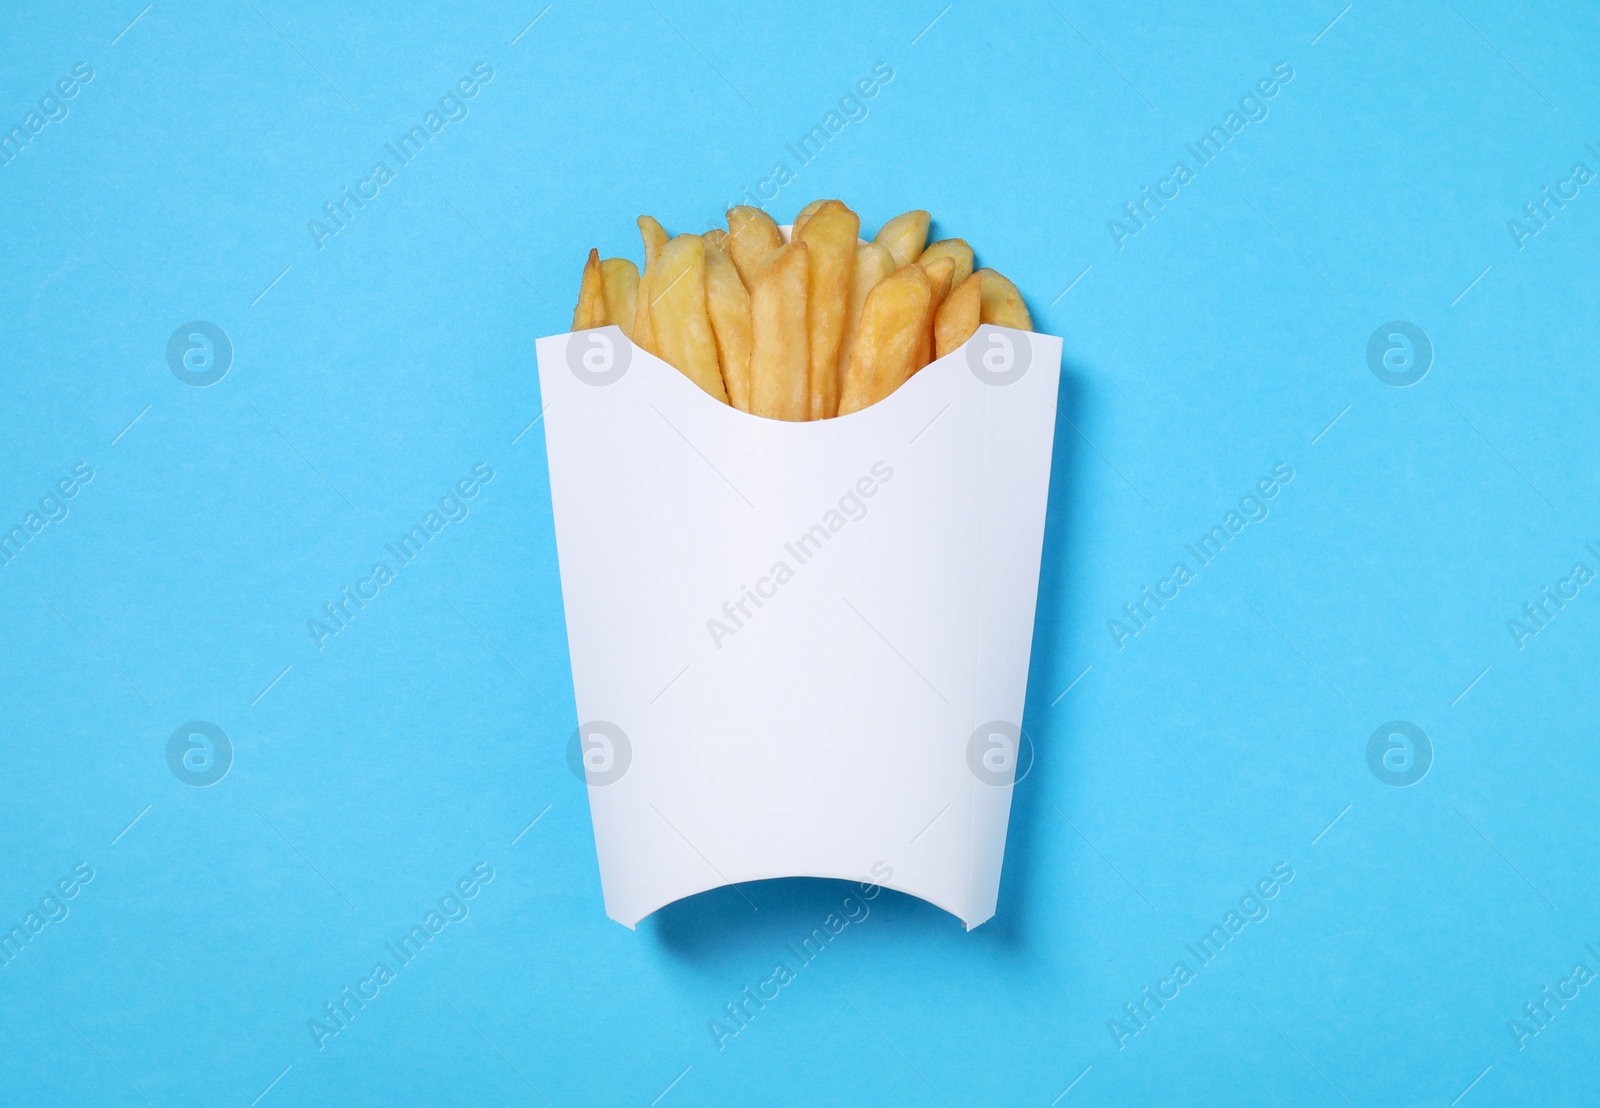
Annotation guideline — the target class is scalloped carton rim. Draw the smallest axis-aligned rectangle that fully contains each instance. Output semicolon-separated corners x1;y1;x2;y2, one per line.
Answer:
535;321;1061;929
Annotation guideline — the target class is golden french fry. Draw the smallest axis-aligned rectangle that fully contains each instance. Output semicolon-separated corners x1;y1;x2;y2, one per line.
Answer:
919;238;973;289
572;249;608;330
748;243;810;421
837;242;896;396
977;268;1033;330
935;271;981;359
599;258;639;341
918;256;957;370
702;227;729;252
792;199;827;238
649;235;728;403
704;243;754;412
837;264;934;415
796;200;861;420
638;216;669;258
726;206;784;288
920;256;956;313
874;209;930;269
631;215;669;354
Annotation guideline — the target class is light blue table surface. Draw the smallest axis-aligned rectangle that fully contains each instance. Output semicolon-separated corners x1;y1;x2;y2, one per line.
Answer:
2;1;1597;1104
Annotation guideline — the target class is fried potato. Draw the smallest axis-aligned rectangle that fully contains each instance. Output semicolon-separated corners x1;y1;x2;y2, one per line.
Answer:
726;206;784;288
748;243;810;421
795;200;861;420
599;258;639;341
874;209;930;269
572;248;608;330
935;271;981;359
837;264;934;416
977;268;1033;330
920;256;956;314
792;199;827;238
837;242;896;393
702;227;729;252
704;243;754;412
918;256;957;369
649;234;728;403
632;216;670;354
919;238;973;289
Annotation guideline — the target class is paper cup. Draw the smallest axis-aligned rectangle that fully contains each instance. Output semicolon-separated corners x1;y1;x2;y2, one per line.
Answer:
536;322;1060;929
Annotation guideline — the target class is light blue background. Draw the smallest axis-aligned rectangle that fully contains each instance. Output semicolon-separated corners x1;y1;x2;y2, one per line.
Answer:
2;1;1597;1104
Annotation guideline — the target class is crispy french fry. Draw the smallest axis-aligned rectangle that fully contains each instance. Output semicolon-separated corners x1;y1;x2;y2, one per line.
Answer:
572;249;608;330
702;228;729;252
632;216;670;354
649;235;728;403
748;243;810;421
726;206;784;289
935;271;981;359
977;268;1033;330
796;200;861;420
919;238;973;289
837;264;934;416
704;243;754;412
920;256;956;313
837;242;896;396
874;209;930;269
912;283;941;371
918;256;957;370
599;258;639;341
792;199;827;238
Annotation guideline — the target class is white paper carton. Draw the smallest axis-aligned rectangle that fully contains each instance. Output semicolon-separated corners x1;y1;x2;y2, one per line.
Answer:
536;321;1060;929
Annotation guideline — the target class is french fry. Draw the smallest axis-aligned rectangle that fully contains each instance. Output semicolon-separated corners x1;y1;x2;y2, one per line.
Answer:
837;242;896;393
748;243;810;421
874;209;930;268
704;243;754;412
837;264;934;416
795;200;861;420
726;206;784;289
599;258;639;341
918;255;957;370
977;268;1033;330
919;238;973;289
649;235;729;403
702;227;729;252
632;216;670;354
935;271;981;359
920;256;956;314
572;249;608;330
792;199;827;237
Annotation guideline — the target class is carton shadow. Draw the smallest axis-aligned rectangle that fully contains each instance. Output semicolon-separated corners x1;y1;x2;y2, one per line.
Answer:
645;362;1087;961
988;363;1086;951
